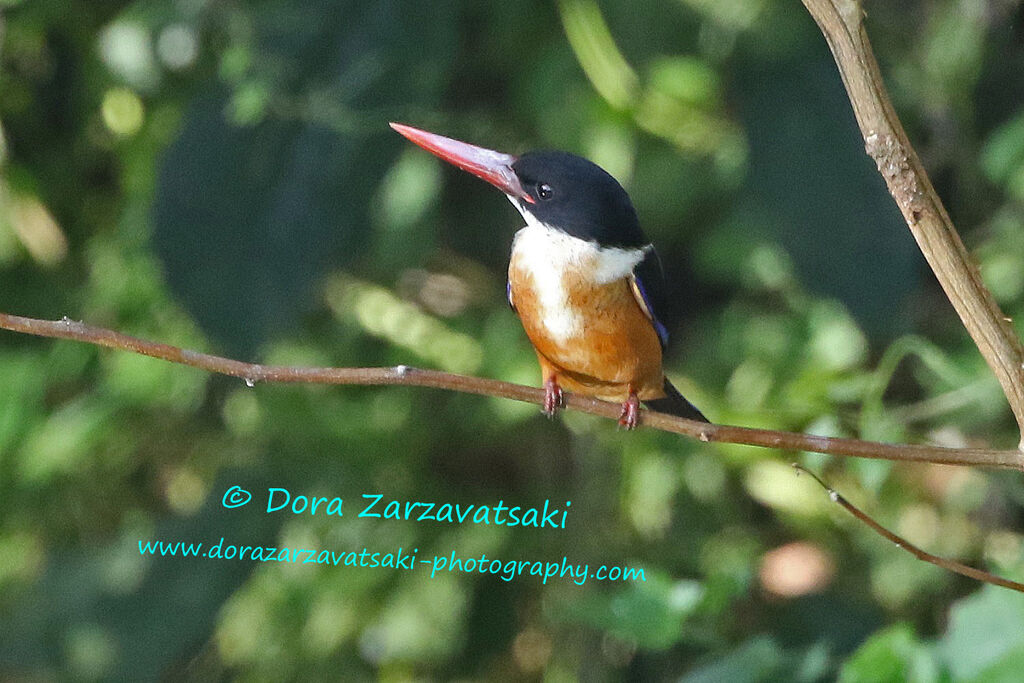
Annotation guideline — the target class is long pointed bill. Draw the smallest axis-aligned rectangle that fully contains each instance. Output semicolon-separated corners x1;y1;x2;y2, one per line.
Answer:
389;123;534;204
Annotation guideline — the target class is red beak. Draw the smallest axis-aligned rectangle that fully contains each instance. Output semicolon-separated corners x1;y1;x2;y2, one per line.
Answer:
389;123;534;204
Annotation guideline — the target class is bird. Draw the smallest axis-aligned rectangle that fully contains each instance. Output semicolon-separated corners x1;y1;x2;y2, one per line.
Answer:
390;122;708;428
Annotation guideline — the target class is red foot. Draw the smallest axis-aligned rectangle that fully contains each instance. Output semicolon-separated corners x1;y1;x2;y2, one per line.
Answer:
543;377;564;418
618;392;641;430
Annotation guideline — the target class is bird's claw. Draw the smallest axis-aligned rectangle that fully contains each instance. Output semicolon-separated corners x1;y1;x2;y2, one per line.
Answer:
543;377;564;418
618;393;641;430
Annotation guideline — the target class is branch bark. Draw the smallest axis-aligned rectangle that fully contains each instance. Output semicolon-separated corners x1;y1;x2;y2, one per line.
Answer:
2;311;1022;470
800;0;1024;447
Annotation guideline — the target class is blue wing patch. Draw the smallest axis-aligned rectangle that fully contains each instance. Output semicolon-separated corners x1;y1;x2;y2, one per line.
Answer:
506;280;515;311
630;249;672;350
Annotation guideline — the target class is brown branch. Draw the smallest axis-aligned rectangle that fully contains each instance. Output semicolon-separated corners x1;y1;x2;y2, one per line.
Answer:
800;0;1024;446
2;311;1022;470
794;465;1024;593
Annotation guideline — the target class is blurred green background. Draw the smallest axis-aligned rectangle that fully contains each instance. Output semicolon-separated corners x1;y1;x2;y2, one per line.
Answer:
2;0;1024;679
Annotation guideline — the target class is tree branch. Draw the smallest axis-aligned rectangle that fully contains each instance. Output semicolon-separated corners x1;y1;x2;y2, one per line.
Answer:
2;311;1021;470
794;465;1024;593
800;0;1024;446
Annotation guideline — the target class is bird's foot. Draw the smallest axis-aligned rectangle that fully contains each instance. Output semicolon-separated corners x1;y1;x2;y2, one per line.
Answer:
543;377;564;418
618;392;641;430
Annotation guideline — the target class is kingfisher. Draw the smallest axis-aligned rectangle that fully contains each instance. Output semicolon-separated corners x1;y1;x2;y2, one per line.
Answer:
390;123;709;428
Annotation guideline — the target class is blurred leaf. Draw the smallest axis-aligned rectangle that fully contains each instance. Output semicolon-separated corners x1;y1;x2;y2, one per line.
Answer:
838;623;931;683
940;586;1024;680
556;575;704;650
17;398;114;484
981;113;1024;183
681;636;784;683
646;57;720;107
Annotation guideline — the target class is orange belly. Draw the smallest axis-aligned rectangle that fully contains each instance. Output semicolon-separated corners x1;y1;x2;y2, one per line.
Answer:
508;255;666;404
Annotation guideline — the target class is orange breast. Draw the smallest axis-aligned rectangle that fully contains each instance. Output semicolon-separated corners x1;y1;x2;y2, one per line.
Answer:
508;250;665;403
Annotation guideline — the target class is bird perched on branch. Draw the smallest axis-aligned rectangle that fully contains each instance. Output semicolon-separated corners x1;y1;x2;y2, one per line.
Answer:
390;123;708;428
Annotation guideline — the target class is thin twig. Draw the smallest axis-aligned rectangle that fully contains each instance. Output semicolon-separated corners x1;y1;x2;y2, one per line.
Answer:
800;0;1024;446
793;464;1024;593
2;311;1021;469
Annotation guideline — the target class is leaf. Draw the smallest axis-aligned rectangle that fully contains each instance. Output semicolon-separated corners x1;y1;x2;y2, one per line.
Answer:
552;575;704;649
681;636;784;683
838;623;931;683
939;586;1024;680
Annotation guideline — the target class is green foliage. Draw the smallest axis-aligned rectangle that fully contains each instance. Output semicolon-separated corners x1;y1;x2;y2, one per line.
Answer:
940;586;1024;680
838;624;929;683
837;588;1024;682
2;0;1024;679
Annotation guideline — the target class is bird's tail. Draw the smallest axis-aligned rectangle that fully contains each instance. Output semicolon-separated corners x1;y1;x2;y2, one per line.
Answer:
645;377;709;423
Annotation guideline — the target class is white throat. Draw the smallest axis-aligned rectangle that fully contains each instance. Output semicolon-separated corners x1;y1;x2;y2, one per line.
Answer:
508;198;648;283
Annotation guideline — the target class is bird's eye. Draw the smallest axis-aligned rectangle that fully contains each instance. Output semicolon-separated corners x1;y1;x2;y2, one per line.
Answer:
537;183;554;200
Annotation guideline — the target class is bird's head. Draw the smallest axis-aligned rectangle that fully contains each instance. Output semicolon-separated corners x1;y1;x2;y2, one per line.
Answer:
390;123;645;249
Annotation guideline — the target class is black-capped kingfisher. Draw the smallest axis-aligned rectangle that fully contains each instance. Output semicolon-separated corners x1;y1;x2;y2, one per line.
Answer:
390;123;709;428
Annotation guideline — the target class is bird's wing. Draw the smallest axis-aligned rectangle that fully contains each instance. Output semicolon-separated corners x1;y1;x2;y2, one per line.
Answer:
629;247;672;350
506;280;516;311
